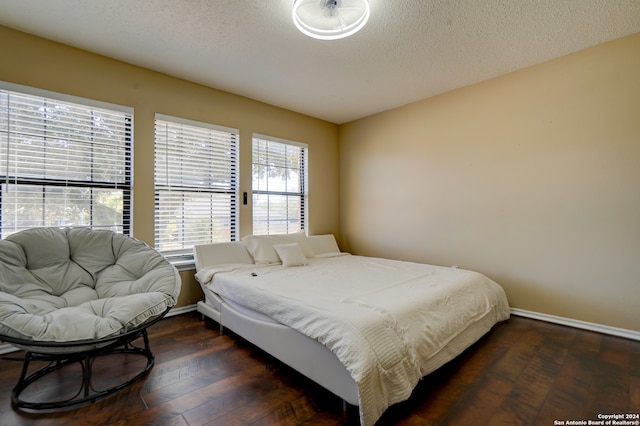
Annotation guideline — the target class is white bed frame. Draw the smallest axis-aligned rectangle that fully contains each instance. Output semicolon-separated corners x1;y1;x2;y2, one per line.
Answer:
194;235;506;412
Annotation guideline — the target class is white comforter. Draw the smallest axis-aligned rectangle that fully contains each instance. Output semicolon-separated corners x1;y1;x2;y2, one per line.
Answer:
196;254;509;426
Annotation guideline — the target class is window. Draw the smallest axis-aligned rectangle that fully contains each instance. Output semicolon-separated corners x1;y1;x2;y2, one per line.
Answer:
252;135;307;235
154;114;239;260
0;83;133;238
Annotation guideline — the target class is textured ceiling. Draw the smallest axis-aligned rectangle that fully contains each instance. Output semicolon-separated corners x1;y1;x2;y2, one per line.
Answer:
1;0;639;124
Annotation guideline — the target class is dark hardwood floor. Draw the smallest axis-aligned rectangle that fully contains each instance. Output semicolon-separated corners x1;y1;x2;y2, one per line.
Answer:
1;312;638;426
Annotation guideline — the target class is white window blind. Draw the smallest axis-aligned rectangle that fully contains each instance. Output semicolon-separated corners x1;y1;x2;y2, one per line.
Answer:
154;114;239;258
252;134;307;235
0;83;133;238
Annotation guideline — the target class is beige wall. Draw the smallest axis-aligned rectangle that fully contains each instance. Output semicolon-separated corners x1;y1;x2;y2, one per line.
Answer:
0;25;340;308
340;33;640;331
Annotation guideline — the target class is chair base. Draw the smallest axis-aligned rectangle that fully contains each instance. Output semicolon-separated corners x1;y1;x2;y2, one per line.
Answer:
7;328;154;411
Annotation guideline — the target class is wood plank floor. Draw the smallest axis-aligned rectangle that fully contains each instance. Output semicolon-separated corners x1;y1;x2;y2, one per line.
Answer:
1;312;638;426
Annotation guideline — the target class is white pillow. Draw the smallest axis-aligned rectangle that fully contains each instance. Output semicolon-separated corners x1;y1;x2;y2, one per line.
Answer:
308;234;341;256
273;243;309;267
242;232;314;264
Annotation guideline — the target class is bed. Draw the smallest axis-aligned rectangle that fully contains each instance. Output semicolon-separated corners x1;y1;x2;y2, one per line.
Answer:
194;233;510;426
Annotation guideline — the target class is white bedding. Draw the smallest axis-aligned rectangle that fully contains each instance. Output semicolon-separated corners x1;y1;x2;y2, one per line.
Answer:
196;254;509;426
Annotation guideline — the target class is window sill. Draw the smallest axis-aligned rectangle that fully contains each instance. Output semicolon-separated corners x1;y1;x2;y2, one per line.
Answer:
165;257;196;272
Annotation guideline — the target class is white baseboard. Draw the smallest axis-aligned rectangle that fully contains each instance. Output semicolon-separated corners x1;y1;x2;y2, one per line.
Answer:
178;305;640;341
0;343;17;355
166;304;197;317
3;305;637;356
510;308;640;342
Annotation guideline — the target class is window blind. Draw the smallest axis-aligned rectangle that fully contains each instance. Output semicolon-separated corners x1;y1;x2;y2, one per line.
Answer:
252;135;307;235
154;114;239;258
0;84;133;238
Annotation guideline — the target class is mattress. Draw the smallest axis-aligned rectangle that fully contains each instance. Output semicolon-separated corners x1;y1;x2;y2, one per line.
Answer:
201;283;276;324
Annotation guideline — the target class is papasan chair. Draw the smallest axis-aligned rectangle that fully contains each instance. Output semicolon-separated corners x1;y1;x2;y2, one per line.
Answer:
0;227;181;411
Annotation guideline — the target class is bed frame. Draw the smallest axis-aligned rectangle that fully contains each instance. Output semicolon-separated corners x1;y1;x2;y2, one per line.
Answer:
193;235;507;414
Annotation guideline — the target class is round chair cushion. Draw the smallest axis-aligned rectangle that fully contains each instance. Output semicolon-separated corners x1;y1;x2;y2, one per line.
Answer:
0;228;181;346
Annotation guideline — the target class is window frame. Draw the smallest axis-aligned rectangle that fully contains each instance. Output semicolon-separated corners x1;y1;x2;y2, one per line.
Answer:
251;133;308;235
0;82;133;238
154;113;239;266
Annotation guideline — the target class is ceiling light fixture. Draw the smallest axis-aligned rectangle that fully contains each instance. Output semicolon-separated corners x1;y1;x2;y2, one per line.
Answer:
292;0;370;41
